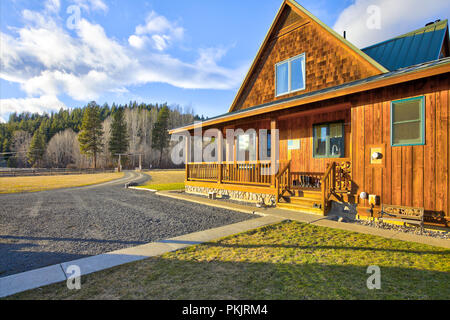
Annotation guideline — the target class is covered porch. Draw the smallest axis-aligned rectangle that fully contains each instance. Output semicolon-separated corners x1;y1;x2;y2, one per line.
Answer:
179;103;354;215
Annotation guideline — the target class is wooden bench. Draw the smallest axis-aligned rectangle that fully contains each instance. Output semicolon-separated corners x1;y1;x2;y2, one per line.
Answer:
380;204;424;232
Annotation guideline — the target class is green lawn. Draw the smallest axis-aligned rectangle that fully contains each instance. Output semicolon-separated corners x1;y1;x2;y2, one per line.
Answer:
137;169;185;191
8;220;449;300
137;182;185;191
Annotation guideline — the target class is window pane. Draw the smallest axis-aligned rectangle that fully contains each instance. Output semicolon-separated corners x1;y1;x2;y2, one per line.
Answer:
393;121;422;145
276;62;289;95
393;99;421;123
290;56;305;91
329;123;344;157
314;125;327;156
329;123;343;138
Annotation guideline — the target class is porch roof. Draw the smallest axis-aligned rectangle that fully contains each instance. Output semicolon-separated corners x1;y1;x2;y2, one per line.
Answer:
169;57;450;134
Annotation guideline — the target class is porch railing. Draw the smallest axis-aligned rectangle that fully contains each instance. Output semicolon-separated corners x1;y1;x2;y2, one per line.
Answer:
221;161;272;186
290;172;323;190
187;163;220;182
187;161;273;186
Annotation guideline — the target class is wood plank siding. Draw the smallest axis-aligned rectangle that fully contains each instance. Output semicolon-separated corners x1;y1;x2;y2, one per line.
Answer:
349;74;450;224
278;108;351;173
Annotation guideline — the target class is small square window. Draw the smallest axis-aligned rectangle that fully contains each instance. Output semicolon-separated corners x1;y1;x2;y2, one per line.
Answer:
313;122;345;158
391;96;425;146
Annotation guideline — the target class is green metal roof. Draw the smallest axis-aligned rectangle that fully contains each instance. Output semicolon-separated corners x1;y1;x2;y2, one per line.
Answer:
362;19;449;71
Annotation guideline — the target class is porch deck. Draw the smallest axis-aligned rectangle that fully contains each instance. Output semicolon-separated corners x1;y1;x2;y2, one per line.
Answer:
184;160;352;215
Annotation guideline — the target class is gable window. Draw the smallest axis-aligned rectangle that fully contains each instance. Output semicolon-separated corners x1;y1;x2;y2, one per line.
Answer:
275;53;306;96
313;122;345;158
391;96;425;146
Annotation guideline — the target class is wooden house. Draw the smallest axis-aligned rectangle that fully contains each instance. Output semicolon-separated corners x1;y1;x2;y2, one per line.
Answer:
169;0;450;227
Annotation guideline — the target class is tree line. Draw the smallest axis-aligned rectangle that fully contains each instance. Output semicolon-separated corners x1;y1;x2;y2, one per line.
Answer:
0;101;206;169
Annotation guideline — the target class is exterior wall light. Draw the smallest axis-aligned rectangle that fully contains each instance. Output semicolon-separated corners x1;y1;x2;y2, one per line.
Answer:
360;192;368;200
371;152;382;160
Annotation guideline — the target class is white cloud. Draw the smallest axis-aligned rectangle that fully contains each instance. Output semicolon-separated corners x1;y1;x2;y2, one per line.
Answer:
334;0;450;48
128;35;145;49
0;95;67;120
0;6;245;118
72;0;108;12
45;0;60;13
132;11;184;51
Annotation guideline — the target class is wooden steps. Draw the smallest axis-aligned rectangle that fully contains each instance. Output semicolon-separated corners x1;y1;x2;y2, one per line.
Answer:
277;189;324;215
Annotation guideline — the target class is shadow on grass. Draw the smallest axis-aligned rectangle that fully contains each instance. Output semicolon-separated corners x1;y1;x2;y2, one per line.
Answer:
8;255;450;300
198;242;450;256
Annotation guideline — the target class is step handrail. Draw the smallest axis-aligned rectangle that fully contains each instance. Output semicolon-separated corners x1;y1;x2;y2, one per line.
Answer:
320;162;336;214
276;160;291;203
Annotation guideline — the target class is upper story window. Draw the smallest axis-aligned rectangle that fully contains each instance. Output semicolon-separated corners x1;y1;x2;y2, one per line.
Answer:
391;96;425;146
275;53;306;97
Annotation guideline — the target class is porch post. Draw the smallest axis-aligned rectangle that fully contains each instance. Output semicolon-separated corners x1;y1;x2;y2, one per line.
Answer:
185;135;191;181
271;118;278;187
217;129;223;184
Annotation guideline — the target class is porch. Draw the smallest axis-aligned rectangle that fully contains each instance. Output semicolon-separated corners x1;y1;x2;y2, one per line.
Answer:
185;159;352;215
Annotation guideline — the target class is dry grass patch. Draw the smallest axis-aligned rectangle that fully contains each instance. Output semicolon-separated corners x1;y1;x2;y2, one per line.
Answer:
0;172;125;193
8;220;450;300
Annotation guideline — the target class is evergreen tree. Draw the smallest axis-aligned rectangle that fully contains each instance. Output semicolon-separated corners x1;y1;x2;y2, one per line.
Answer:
78;102;104;168
27;124;46;167
152;105;170;167
109;107;129;158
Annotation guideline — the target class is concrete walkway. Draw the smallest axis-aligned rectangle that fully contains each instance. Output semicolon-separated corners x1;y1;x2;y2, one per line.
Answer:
0;214;282;298
156;190;450;249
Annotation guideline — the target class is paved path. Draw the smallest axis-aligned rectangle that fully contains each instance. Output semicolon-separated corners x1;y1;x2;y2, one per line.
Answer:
0;172;255;278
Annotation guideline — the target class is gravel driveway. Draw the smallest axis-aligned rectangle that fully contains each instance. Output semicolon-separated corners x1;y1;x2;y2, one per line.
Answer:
0;171;255;277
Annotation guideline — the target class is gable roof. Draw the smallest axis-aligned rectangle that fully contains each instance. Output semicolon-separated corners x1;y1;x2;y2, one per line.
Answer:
362;19;449;71
228;0;389;113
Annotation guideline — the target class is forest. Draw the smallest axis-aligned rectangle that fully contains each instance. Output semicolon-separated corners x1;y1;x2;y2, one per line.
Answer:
0;101;204;169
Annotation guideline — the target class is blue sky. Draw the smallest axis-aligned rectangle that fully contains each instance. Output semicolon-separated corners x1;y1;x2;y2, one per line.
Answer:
1;0;449;122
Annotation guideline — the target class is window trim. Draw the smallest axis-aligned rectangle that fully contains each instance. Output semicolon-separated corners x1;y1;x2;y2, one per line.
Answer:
390;96;425;147
275;53;306;97
312;121;345;159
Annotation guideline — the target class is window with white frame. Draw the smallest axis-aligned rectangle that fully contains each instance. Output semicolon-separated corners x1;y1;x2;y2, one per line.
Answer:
275;53;306;96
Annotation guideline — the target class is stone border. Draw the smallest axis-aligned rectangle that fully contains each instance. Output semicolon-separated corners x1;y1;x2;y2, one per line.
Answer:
185;185;276;205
